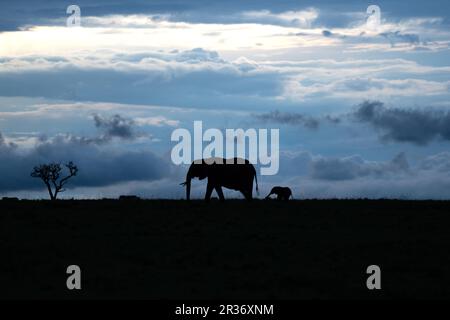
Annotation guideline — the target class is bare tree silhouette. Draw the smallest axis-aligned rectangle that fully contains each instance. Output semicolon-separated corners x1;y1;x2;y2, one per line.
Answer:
31;162;78;200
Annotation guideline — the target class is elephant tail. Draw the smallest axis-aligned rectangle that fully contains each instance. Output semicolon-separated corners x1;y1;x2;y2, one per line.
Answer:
254;171;259;195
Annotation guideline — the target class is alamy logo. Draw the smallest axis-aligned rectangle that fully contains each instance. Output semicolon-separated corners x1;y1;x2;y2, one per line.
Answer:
171;121;279;175
366;5;381;31
66;265;81;290
66;5;81;27
366;265;381;290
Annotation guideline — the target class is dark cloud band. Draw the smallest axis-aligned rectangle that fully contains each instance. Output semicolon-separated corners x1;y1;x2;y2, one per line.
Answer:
353;100;450;145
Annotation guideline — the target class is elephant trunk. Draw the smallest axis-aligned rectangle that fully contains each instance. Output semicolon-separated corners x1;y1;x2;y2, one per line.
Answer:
185;171;192;200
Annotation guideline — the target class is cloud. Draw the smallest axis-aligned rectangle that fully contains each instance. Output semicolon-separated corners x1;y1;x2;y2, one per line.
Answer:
283;76;449;101
3;9;449;59
254;110;345;129
0;132;3;145
135;116;179;127
173;47;223;63
276;151;411;180
380;31;420;46
322;30;333;37
419;152;450;172
50;113;153;145
0;49;286;110
0;131;170;193
0;101;185;127
3;130;450;199
239;9;319;27
2;1;449;31
310;152;410;180
353;100;450;145
27;8;321;29
93;113;137;140
266;150;450;199
254;110;320;129
0;50;449;110
0;113;172;193
0;132;18;151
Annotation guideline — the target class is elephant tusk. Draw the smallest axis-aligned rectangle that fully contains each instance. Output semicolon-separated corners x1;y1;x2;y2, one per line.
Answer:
180;181;187;187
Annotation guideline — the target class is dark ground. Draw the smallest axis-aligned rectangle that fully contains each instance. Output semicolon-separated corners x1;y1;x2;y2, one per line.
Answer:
1;199;449;299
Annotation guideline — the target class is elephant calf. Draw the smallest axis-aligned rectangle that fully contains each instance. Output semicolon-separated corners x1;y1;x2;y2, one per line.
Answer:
265;186;293;201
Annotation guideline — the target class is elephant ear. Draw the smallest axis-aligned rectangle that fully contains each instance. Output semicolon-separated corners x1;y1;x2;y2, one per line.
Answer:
197;160;211;180
198;167;208;180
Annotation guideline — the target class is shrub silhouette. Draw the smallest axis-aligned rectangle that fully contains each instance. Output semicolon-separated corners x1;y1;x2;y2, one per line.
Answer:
31;162;78;200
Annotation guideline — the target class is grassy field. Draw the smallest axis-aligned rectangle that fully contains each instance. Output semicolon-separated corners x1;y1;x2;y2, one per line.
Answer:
1;199;449;299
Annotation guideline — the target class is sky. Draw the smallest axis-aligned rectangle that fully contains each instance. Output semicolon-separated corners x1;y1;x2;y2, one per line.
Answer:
0;0;450;199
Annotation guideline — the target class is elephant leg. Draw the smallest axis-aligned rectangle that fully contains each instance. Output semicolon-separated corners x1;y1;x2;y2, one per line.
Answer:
277;194;282;201
215;186;225;202
241;189;252;201
245;182;253;201
205;183;214;202
265;192;273;200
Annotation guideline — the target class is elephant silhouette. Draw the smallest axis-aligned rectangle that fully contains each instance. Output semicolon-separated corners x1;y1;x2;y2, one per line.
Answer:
180;157;258;201
265;186;293;201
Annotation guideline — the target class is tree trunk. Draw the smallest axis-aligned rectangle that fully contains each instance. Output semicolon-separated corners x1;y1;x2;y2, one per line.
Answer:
45;182;55;201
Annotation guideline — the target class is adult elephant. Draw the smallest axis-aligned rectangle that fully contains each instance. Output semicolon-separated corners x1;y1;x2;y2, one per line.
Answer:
181;157;258;201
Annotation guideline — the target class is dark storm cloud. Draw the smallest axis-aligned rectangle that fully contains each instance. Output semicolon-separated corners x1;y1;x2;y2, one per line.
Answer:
93;114;136;140
60;114;145;145
254;102;450;145
0;131;169;192
353;100;450;145
255;111;319;129
254;110;342;129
